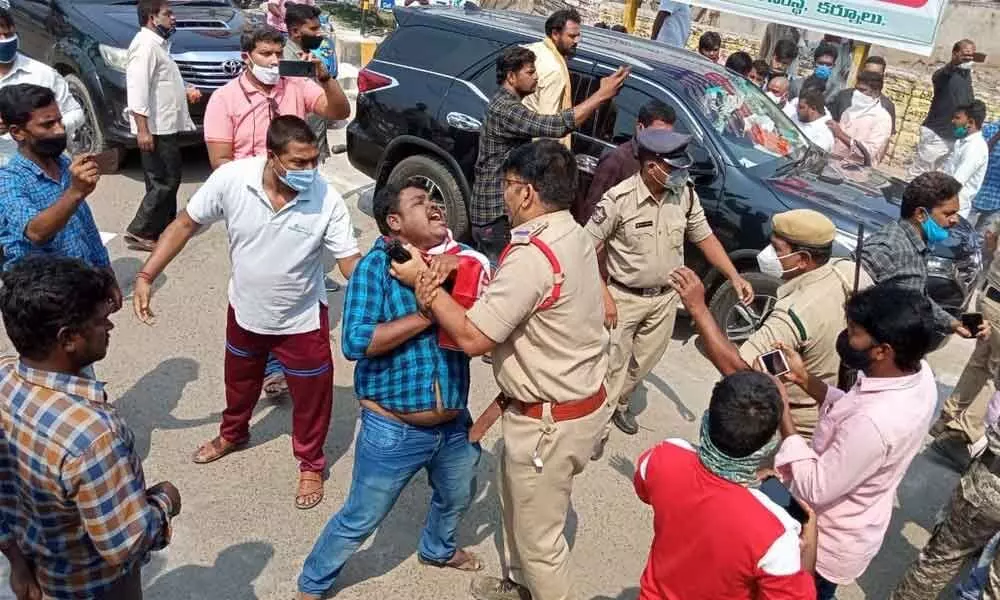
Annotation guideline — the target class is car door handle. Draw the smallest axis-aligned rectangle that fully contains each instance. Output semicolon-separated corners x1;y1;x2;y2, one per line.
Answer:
446;112;482;131
576;154;600;175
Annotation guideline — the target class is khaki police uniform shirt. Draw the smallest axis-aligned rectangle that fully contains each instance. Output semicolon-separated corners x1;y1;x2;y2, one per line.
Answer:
467;210;608;402
739;259;872;404
585;174;713;289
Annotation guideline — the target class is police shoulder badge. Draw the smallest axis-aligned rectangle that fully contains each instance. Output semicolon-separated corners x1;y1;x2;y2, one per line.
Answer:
591;205;608;225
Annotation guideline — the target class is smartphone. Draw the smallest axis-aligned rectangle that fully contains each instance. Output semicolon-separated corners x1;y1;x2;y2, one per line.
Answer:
386;239;412;263
90;149;120;174
974;52;987;64
759;349;790;377
278;59;315;78
962;312;984;333
759;476;809;524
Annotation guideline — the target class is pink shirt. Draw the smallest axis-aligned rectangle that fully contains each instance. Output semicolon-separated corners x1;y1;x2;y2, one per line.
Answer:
203;74;324;160
775;361;937;585
832;103;893;165
266;0;316;33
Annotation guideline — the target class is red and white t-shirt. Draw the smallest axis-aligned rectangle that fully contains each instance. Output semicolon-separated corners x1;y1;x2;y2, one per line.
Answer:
634;439;816;600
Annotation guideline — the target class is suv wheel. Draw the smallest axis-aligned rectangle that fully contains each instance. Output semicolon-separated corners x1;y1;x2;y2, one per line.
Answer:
708;271;781;344
387;154;469;240
64;73;120;170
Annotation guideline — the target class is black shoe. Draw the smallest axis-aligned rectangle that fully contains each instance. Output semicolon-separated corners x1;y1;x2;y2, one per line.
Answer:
612;410;639;435
930;434;972;472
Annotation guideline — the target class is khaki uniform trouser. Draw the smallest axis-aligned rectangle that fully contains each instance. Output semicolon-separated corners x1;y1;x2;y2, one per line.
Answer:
604;285;680;415
499;397;614;600
936;295;1000;443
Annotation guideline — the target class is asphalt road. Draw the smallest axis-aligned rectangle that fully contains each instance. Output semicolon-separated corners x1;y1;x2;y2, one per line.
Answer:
0;136;981;600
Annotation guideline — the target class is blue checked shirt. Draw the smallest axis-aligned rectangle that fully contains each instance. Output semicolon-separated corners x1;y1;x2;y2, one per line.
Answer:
343;238;471;413
974;122;1000;212
0;152;110;269
0;356;174;599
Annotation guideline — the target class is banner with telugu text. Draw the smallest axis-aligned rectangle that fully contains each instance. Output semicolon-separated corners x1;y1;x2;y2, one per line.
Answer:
683;0;946;55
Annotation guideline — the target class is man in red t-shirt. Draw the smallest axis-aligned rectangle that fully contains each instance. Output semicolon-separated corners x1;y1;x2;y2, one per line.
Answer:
634;371;817;600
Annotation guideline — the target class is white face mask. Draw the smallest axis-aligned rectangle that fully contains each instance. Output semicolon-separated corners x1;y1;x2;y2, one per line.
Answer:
957;61;974;70
251;61;280;85
766;91;784;105
756;244;801;279
652;163;688;190
852;89;878;109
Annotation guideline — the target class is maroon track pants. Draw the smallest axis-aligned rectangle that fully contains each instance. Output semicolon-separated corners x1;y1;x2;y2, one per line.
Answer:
220;305;333;472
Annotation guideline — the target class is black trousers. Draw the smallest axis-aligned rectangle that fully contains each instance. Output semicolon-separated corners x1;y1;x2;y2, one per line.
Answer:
128;133;182;240
471;216;511;266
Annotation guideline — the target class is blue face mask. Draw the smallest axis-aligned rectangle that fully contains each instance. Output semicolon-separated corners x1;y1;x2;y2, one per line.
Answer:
0;35;18;64
921;211;950;245
814;64;833;80
278;166;317;192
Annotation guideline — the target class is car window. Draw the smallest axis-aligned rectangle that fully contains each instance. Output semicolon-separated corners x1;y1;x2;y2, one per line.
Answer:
591;84;692;145
379;25;505;77
470;61;499;98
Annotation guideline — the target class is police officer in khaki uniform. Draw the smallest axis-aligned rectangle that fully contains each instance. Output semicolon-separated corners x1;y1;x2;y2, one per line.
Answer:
586;128;753;435
737;210;872;437
398;140;611;600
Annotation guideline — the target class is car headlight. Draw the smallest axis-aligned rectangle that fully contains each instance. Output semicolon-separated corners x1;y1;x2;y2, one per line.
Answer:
99;44;128;73
832;229;857;257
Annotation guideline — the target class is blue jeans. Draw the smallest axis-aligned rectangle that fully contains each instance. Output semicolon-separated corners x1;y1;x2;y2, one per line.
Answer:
297;408;481;596
264;353;282;378
815;573;838;600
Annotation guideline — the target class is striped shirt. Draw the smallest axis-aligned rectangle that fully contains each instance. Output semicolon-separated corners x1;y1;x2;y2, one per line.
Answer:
342;237;471;413
973;122;1000;213
0;356;173;599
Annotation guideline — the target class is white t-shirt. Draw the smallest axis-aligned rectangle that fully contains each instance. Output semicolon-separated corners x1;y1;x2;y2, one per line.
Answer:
656;0;692;48
943;130;990;218
185;156;359;335
783;101;835;153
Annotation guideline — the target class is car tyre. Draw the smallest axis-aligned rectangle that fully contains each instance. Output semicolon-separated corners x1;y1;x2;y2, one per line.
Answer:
64;73;121;171
387;154;469;241
708;271;782;344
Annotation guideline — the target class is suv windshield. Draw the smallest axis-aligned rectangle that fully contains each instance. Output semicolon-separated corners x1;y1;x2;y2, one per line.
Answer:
676;69;808;170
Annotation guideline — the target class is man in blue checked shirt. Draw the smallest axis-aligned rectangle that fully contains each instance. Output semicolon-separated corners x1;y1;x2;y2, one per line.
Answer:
970;121;1000;233
297;178;485;599
0;83;122;308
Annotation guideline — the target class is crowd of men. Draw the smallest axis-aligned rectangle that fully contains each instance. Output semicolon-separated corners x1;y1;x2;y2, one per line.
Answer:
1;2;1000;600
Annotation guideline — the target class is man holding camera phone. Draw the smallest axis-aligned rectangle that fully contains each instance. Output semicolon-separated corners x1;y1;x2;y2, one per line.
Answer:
284;3;332;161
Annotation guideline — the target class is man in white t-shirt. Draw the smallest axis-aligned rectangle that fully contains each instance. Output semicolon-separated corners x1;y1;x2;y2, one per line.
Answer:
652;0;691;48
132;116;361;511
786;88;834;152
943;100;990;218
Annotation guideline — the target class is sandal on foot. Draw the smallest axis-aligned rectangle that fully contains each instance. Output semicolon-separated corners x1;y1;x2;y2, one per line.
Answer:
262;372;289;399
124;234;156;252
419;548;483;571
296;471;324;510
191;436;247;464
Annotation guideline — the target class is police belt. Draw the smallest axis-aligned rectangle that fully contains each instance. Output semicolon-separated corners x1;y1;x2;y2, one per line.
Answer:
979;447;1000;476
468;386;607;443
610;278;670;297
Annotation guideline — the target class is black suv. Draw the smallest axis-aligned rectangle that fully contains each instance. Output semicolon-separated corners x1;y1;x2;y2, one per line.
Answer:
347;6;981;339
8;0;247;162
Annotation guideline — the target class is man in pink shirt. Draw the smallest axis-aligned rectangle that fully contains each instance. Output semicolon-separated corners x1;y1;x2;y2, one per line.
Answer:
773;284;939;599
203;26;349;169
828;70;892;165
266;0;316;33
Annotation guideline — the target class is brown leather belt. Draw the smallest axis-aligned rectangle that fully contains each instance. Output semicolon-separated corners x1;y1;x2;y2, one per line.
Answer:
468;385;607;443
610;278;669;297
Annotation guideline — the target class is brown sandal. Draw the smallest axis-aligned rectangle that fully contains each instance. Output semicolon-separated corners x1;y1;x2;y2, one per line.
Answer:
419;548;483;571
124;234;156;253
296;471;325;510
191;436;247;464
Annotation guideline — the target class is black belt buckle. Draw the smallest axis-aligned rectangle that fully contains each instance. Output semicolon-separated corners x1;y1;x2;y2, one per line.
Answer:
987;285;1000;305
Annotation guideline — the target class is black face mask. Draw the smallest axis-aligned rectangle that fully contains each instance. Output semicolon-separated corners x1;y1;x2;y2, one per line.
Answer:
155;24;177;39
31;134;67;158
300;34;323;51
836;329;876;372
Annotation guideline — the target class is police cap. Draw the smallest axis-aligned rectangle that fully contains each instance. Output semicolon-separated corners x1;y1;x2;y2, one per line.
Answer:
636;128;693;168
772;209;836;247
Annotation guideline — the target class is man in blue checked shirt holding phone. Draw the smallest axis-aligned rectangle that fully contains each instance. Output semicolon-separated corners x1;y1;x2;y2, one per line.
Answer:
297;177;486;599
969;121;1000;233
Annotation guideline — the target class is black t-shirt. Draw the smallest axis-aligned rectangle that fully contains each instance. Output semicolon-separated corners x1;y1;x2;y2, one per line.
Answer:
922;64;974;139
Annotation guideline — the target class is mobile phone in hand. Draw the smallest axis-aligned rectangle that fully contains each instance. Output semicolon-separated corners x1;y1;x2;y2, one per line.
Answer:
759;349;790;377
962;312;984;334
278;59;315;78
91;149;120;174
759;476;808;524
387;239;412;263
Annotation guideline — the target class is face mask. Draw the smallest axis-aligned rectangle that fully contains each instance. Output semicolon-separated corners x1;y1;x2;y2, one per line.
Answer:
0;35;17;64
836;329;876;372
766;91;784;104
274;158;316;192
154;23;176;39
756;244;801;279
31;133;67;158
300;34;323;51
954;125;969;138
921;209;950;245
957;61;974;70
250;61;280;85
813;64;833;80
852;89;877;109
652;163;687;189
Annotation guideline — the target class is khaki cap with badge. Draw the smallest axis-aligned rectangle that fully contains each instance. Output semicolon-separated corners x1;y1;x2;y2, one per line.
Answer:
772;209;836;247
